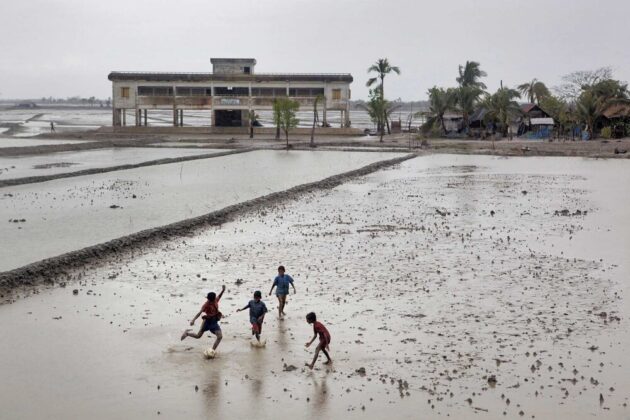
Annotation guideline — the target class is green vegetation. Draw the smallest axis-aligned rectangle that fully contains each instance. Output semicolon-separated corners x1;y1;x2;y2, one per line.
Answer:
273;98;300;148
366;58;400;134
517;79;550;105
420;87;457;135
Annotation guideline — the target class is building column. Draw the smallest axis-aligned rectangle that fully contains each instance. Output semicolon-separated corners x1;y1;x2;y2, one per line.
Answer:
113;108;121;126
173;108;178;126
340;110;344;128
322;104;327;127
144;109;147;126
135;109;140;126
122;109;126;126
179;109;183;126
344;105;350;128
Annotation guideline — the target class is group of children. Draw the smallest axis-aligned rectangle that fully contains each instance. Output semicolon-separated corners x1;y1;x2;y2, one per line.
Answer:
181;265;332;369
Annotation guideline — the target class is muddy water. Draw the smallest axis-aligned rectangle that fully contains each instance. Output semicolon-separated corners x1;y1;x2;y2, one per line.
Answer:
0;147;224;180
0;150;404;272
0;154;628;419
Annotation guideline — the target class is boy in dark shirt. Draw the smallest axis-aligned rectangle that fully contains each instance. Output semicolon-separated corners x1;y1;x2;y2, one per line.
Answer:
181;285;225;351
305;312;332;369
237;290;268;342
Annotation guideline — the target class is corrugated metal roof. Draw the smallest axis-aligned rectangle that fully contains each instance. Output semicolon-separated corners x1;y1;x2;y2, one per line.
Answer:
108;72;353;83
521;103;537;113
530;117;554;125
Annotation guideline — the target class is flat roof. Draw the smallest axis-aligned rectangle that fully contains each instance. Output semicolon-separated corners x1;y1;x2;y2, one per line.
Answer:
108;72;353;83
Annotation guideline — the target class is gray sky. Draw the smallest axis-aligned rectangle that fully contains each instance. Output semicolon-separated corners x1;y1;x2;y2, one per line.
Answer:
1;0;629;101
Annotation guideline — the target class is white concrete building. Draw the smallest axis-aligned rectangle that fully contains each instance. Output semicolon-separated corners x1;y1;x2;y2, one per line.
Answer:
108;58;352;128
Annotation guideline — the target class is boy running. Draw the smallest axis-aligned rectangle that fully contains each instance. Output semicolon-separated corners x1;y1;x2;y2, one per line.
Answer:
181;285;225;352
236;290;268;342
305;312;332;369
268;265;296;319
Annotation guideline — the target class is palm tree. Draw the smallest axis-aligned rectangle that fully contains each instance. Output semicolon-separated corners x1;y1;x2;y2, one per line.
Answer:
419;87;457;136
310;94;325;147
366;58;400;134
482;87;522;142
456;61;487;89
358;89;400;142
517;79;550;105
455;85;483;133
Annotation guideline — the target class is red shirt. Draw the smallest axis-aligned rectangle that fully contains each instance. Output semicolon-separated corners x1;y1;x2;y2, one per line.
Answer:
201;298;220;319
313;321;331;344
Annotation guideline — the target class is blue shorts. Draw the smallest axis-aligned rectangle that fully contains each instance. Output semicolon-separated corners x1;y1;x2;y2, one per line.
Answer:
276;289;289;297
202;318;221;334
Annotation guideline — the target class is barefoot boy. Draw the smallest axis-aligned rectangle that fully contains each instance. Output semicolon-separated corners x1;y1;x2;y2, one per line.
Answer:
305;312;332;369
268;265;296;319
236;290;268;342
181;285;225;352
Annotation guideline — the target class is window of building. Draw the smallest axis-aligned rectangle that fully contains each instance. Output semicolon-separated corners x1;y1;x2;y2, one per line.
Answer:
121;87;130;98
332;89;342;100
252;88;287;97
138;86;173;96
215;86;249;96
176;87;211;96
243;67;251;74
289;88;325;97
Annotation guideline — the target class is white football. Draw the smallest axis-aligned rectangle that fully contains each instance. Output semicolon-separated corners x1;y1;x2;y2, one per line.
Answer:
203;348;216;359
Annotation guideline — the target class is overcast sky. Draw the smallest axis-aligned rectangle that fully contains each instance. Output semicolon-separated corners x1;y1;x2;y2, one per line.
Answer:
1;0;629;101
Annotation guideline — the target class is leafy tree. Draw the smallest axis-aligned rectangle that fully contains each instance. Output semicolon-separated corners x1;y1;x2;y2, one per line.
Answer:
482;87;522;140
540;95;572;137
554;67;613;101
517;79;550;104
273;98;300;148
456;61;487;90
419;87;457;136
366;58;400;134
310;94;325;147
358;89;400;142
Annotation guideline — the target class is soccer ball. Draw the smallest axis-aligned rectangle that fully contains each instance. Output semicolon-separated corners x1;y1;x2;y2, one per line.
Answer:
203;348;216;359
250;339;267;348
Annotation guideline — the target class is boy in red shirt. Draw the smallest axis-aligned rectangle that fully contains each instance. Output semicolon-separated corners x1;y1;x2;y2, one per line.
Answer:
305;312;332;369
181;285;225;352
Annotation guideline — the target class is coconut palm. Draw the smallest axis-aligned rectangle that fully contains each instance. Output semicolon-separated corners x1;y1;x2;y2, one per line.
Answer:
366;58;400;134
419;87;458;136
456;61;487;89
358;89;400;142
482;87;522;140
455;85;483;133
517;79;550;105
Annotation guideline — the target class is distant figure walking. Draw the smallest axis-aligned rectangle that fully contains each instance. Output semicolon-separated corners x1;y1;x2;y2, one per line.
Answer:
269;265;296;319
50;121;55;132
181;285;226;352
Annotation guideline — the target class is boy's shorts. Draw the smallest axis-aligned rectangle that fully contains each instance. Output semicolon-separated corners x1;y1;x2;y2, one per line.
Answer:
202;318;221;334
250;317;263;334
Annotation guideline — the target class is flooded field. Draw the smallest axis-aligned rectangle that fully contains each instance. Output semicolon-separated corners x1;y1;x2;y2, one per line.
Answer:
0;154;627;419
0;150;404;271
0;147;225;180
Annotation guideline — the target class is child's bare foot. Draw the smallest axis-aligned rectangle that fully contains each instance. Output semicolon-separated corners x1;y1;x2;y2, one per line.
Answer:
323;360;332;365
305;362;314;370
181;329;191;341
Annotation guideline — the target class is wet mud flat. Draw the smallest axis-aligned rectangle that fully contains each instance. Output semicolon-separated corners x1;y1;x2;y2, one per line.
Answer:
0;147;224;180
0;150;406;272
0;137;93;149
0;154;628;419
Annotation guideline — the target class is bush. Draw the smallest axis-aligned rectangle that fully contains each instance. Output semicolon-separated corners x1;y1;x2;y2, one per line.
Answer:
601;126;612;139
